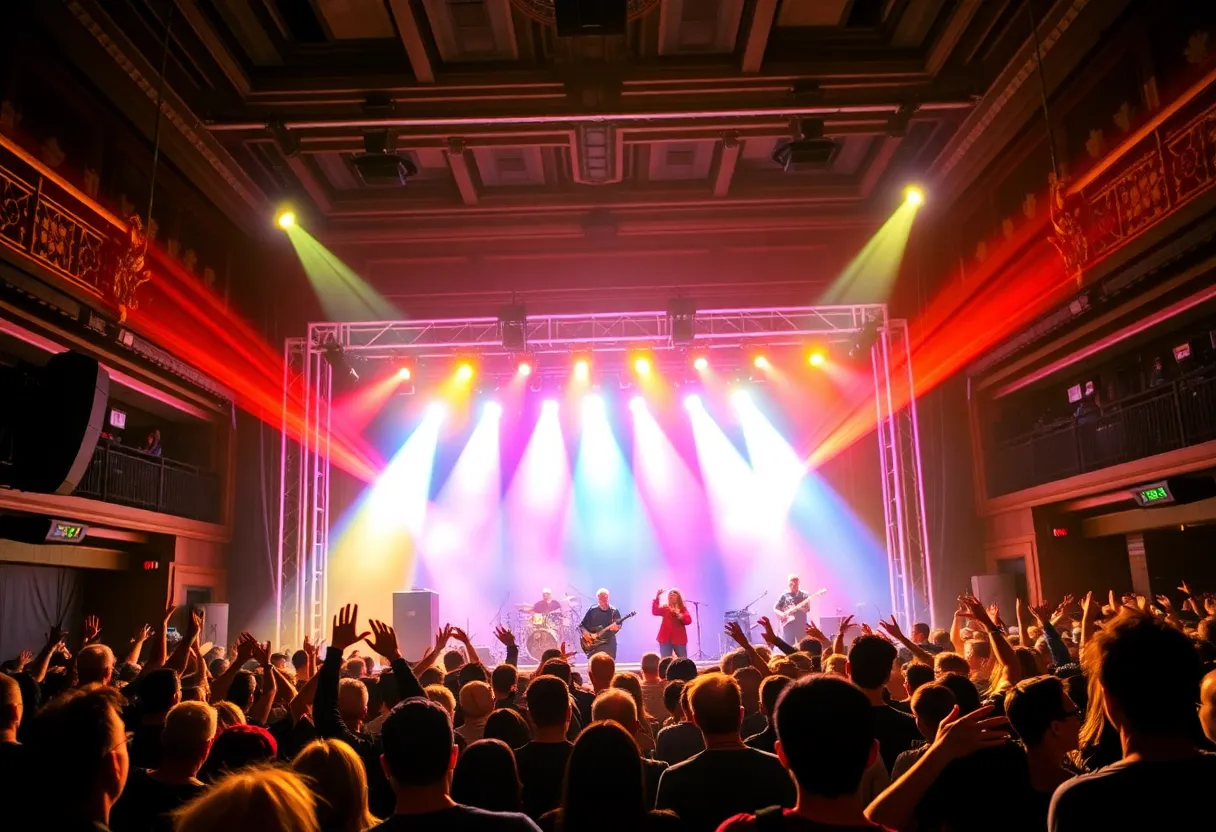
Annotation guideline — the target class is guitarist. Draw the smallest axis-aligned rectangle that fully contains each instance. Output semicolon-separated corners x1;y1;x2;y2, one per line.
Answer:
579;588;623;659
773;574;812;643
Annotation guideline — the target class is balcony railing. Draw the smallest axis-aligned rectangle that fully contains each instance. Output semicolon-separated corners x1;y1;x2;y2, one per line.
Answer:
75;441;221;523
987;371;1216;497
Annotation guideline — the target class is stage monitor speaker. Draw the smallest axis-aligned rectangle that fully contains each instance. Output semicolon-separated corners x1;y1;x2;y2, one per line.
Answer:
819;616;862;645
394;590;439;661
196;603;229;654
555;0;627;37
12;351;109;495
969;574;1018;626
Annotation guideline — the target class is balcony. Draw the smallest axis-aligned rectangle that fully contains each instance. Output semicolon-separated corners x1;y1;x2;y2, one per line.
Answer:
75;441;221;523
987;370;1216;496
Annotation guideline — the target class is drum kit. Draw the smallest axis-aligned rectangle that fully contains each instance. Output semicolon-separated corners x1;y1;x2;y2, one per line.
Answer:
512;597;583;663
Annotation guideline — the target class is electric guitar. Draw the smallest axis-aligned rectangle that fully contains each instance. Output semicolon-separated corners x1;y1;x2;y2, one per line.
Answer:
580;611;636;654
775;588;826;625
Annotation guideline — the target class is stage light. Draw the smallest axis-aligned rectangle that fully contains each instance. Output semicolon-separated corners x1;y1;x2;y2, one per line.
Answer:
484;401;503;419
808;349;826;367
731;388;751;407
629;395;645;412
693;356;709;371
517;359;533;377
276;209;296;230
582;393;604;414
633;356;652;376
455;363;475;383
427;402;447;421
904;185;925;206
753;355;770;370
573;357;590;381
683;394;702;411
542;398;559;415
396;366;412;381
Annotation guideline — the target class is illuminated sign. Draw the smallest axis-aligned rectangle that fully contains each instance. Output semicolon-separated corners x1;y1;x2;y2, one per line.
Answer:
1052;527;1069;537
1131;482;1174;507
46;520;87;542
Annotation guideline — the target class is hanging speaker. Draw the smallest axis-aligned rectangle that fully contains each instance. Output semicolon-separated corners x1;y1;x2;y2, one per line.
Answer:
12;351;109;494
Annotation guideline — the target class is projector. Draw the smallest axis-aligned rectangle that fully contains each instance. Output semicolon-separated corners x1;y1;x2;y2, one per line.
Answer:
771;137;839;172
351;152;418;187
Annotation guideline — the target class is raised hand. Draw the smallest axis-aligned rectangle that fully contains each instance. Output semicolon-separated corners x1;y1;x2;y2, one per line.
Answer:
558;641;577;662
877;614;905;642
16;649;33;669
959;595;995;630
1029;600;1053;625
494;625;516;647
805;620;829;643
162;604;178;624
451;627;472;645
931;705;1011;761
46;626;67;649
366;619;401;661
860;622;874;636
656;588;664;599
303;634;317;660
187;607;205;641
250;639;272;667
434;625;454;651
236;632;259;663
82;615;102;644
331;604;370;653
757;616;777;646
132;624;153;643
1177;579;1193;596
837;614;855;635
1080;591;1100;623
725;621;748;647
1205;595;1216;616
1051;594;1075;626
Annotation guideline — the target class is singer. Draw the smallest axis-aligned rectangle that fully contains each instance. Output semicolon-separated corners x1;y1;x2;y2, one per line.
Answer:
652;588;692;658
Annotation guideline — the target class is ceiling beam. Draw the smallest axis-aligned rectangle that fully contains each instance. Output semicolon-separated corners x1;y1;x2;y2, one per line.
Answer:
445;138;479;206
173;0;251;97
925;0;981;77
857;135;903;198
741;0;778;73
713;134;742;197
387;0;435;83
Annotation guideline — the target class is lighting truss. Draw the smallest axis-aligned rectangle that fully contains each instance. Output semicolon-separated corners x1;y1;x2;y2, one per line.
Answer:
275;304;933;649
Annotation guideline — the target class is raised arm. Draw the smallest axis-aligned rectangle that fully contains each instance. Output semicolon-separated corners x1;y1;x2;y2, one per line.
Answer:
960;595;1020;691
451;627;481;667
1029;600;1072;668
833;614;855;657
366;619;425;702
757;617;796;656
314;604;371;746
124;624;152;665
653;591;663;617
877;615;934;667
725;621;770;677
210;633;257;703
950;602;967;654
494;626;519;667
1015;598;1032;649
28;627;65;685
162;608;204;675
247;640;277;726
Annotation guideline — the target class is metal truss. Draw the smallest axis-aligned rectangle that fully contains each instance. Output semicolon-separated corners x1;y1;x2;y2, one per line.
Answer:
276;304;933;647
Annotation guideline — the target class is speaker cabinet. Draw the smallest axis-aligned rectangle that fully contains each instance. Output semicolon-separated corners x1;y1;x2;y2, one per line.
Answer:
12;351;109;494
196;603;229;654
394;590;439;661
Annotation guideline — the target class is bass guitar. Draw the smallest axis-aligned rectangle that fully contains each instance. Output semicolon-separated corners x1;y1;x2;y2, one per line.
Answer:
580;611;636;654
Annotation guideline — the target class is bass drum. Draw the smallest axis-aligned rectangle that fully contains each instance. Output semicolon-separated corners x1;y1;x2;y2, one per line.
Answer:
525;626;560;663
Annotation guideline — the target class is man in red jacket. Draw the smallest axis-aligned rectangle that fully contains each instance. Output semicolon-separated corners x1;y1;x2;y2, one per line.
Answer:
654;588;693;658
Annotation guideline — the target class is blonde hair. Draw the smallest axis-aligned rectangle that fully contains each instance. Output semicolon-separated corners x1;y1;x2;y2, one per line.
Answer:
292;739;377;832
162;701;217;762
667;588;685;614
213;701;246;730
174;765;319;832
425;684;456;717
459;681;494;720
822;654;848;676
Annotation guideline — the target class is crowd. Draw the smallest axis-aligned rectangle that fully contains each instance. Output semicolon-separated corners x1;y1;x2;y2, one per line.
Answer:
2;585;1215;831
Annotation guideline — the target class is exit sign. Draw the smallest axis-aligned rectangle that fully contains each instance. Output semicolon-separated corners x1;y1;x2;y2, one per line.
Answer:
1131;481;1175;507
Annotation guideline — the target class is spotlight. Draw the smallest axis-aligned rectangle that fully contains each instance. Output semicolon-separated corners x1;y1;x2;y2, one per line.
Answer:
693;355;709;372
628;395;645;413
573;357;590;382
808;349;826;368
395;366;412;381
321;340;358;382
541;398;559;415
484;400;503;419
633;356;652;376
276;210;296;230
455;363;475;383
427;402;447;421
517;358;534;377
683;394;702;411
904;185;925;206
753;355;770;370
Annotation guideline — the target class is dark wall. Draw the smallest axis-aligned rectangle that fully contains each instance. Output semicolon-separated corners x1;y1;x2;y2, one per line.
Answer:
1144;524;1216;599
80;558;169;652
1034;507;1133;601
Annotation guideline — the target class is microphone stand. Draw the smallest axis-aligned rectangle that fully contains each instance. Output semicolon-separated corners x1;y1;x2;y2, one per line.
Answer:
686;599;708;661
740;590;768;629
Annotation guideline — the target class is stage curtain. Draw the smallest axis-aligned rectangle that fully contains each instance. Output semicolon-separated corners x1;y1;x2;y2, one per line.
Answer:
0;564;83;661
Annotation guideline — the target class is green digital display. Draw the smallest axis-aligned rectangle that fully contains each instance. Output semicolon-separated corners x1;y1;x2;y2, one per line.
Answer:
1131;482;1174;507
47;521;88;542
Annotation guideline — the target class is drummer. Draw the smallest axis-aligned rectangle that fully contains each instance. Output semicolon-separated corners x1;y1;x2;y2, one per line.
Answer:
531;588;563;614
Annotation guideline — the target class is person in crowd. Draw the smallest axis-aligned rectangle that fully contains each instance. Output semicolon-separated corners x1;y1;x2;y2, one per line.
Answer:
129;668;181;770
376;697;539;830
143;429;163;457
889;682;955;779
592;688;669;807
515;676;574;820
485;708;531;750
654;682;705;765
111;701;216;832
541;721;682;832
425;684;456;718
292;650;309;682
365;669;400;737
173;766;318;832
28;685;130;830
1004;675;1080;828
910;622;942;655
212;701;245;731
743;675;790;754
655;673;795;831
903;663;934;699
588;653;615;695
848;634;921;772
640;652;667;720
0;672;27;804
78;643;117;686
199;723;278;781
337;678;369;735
610;672;658;753
720;676;893;832
1201;667;1216;744
933;652;970;679
822;653;848;676
734;667;767;740
457;680;495;743
492;662;522;713
1049;609;1216;829
452;738;523;813
666;658;698;683
661;681;684;728
292;738;378;832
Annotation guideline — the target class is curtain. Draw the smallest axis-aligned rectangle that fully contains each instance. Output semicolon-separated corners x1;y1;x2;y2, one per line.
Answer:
0;564;83;662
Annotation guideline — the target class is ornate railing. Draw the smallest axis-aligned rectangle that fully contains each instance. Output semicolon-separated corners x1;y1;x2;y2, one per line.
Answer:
75;441;221;523
0;147;117;299
987;371;1216;496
